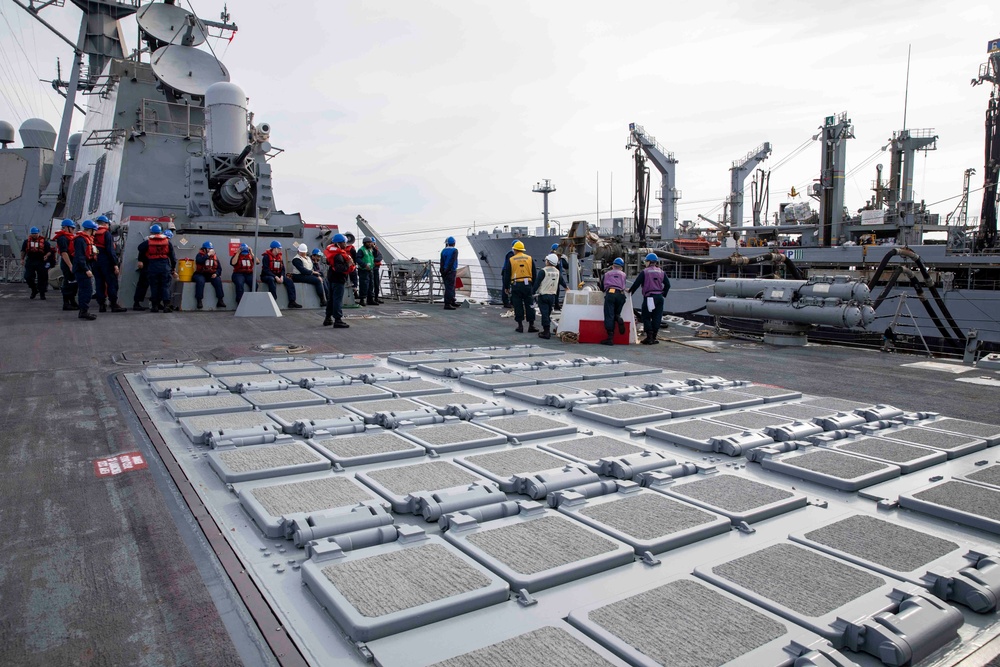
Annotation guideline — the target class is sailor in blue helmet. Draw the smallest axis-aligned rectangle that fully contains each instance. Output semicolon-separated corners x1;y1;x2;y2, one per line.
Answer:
499;239;519;308
260;240;301;309
230;243;257;305
137;224;177;312
322;233;353;328
54;219;78;310
193;241;226;310
440;236;459;310
73;220;100;320
92;215;127;313
20;226;52;300
599;257;628;345
629;253;670;344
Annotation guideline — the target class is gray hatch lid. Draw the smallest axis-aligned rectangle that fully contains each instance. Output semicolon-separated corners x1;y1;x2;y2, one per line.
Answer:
238;475;379;539
141;363;210;381
203;360;269;376
753;448;900;491
164;392;252;418
207;441;330;483
634;394;721;417
307;429;426;467
571;400;672;428
824;436;947;474
241;387;327;410
656;473;807;523
900;479;1000;535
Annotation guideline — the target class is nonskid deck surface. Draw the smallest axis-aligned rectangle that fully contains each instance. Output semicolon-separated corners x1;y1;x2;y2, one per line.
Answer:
3;289;1000;666
127;343;1000;666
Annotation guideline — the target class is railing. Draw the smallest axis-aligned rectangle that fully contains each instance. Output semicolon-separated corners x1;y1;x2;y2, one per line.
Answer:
139;99;205;139
0;257;25;283
382;261;443;303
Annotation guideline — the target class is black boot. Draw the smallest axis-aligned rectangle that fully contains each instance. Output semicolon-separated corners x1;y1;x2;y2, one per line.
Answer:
30;289;37;299
217;299;226;308
538;327;551;339
132;302;147;311
334;320;349;328
150;302;160;313
600;329;615;346
98;301;107;313
196;299;203;310
288;301;303;309
649;331;660;344
162;304;174;313
515;322;524;333
323;316;333;326
110;303;128;313
319;299;327;307
69;297;78;308
78;309;96;321
527;323;539;333
617;318;626;335
62;297;73;311
39;292;46;300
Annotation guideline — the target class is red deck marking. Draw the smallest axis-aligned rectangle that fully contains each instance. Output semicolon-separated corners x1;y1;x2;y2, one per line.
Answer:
94;452;148;478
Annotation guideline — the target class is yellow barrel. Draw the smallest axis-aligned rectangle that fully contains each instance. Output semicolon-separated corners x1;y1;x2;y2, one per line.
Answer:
176;258;195;282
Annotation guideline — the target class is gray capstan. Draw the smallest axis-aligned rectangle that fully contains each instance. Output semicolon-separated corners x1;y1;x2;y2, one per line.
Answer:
587;579;786;667
834;437;937;464
312;431;419;459
462;448;570;477
364;461;481;496
321;544;492;617
247;477;375;516
965;464;1000;488
913;481;1000;522
430;626;614;667
783;449;892;479
544;435;646;461
579;493;717;540
711;543;885;617
668;475;794;513
466;515;618;575
804;515;958;573
214;443;324;473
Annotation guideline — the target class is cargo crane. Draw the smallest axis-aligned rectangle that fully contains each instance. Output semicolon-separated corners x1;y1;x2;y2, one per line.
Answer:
627;123;680;240
726;143;771;227
972;37;1000;250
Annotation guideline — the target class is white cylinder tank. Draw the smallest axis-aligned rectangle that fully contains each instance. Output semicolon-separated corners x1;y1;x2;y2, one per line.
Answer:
205;81;248;156
0;120;15;146
19;118;56;150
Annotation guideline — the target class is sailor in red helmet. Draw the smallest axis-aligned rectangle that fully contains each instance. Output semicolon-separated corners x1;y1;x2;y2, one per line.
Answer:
73;220;100;320
20;226;52;300
322;233;354;328
260;240;301;309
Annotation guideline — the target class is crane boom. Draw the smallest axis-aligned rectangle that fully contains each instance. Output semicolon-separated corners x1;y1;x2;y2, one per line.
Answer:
728;143;771;226
627;123;679;240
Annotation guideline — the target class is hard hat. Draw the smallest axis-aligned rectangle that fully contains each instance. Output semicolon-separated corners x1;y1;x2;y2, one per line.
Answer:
332;233;347;244
202;241;214;250
165;230;174;238
545;253;559;265
240;243;250;253
61;219;75;228
645;253;659;262
364;237;374;243
551;243;559;251
512;241;525;251
269;240;281;249
95;215;110;224
613;257;625;267
29;227;40;235
82;220;98;230
445;236;456;246
298;243;308;252
150;224;162;234
311;248;322;256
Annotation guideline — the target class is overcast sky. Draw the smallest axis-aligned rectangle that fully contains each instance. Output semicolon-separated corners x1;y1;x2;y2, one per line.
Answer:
1;0;997;260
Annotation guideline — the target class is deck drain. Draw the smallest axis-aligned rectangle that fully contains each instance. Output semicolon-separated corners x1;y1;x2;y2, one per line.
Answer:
251;343;310;354
114;350;198;365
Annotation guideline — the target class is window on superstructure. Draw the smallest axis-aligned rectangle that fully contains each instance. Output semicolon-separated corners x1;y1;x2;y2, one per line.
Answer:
68;173;90;222
88;155;107;214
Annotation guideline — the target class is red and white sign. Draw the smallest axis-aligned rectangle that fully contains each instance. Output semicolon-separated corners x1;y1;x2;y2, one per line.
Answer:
229;238;241;256
94;452;148;478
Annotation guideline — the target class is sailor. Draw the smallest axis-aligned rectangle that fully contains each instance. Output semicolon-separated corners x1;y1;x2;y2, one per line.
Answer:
629;253;669;345
440;236;459;310
193;241;226;310
322;233;353;328
550;242;569;310
310;248;326;272
260;241;301;309
533;253;566;339
229;244;256;305
290;243;327;307
506;241;538;333
132;236;150;311
356;237;376;307
345;237;361;304
599;257;628;346
73;220;100;320
92;215;127;313
54;219;78;311
370;240;384;305
499;240;518;308
20;227;52;300
139;224;177;313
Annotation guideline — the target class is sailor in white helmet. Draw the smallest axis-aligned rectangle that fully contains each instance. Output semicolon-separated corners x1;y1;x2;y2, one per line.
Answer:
533;253;566;339
290;243;327;307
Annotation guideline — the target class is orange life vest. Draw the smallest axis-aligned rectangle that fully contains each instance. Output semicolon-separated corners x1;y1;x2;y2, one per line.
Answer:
54;230;75;256
324;245;356;273
197;252;219;274
233;254;254;274
75;232;97;261
94;227;109;250
263;249;285;274
147;234;169;260
26;237;46;254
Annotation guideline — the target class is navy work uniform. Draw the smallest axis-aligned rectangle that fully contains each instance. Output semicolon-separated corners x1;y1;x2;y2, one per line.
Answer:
194;243;226;309
440;237;459;310
600;260;628;345
93;220;125;312
140;231;176;312
21;229;52;299
261;243;300;308
290;245;327;306
54;221;78;310
230;246;256;305
72;222;99;320
507;247;537;333
629;255;670;345
533;254;566;339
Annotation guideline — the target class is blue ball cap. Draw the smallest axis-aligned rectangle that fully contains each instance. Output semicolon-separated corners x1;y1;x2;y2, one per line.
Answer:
613;257;625;266
150;224;162;234
82;219;98;230
95;215;110;224
551;243;559;251
445;236;455;245
645;253;659;262
61;219;75;228
269;240;282;249
332;233;347;244
240;243;250;254
202;241;213;250
29;227;40;235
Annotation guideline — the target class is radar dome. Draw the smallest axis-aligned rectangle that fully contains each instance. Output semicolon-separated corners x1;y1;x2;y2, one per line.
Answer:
205;82;248;156
19;118;56;150
68;133;82;161
0;120;14;146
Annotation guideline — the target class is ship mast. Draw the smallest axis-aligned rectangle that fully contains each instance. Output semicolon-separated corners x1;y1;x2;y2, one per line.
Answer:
972;37;1000;250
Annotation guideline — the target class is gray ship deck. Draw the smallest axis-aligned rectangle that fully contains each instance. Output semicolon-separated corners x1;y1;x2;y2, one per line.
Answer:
2;282;1000;666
